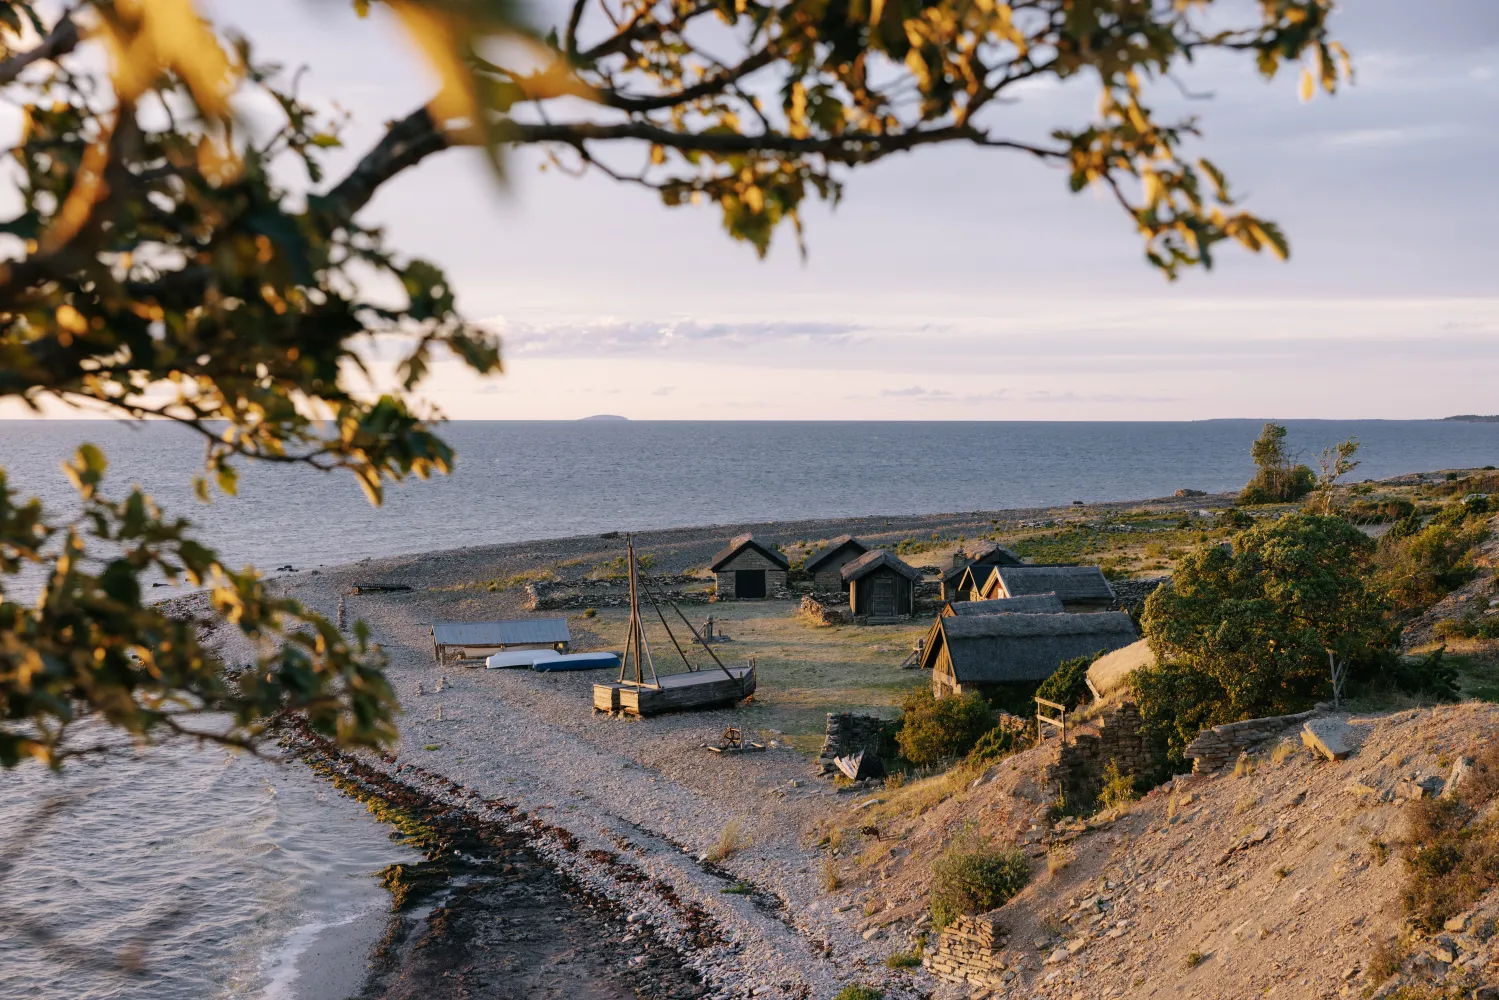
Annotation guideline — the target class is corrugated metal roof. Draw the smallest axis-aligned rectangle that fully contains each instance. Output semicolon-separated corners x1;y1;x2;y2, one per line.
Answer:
432;618;571;647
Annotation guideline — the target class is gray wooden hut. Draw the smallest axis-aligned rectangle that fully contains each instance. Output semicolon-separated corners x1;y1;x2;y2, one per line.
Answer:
920;611;1137;698
941;542;1025;602
804;535;868;591
841;549;921;621
978;564;1114;611
941;592;1064;617
431;618;571;663
710;533;789;600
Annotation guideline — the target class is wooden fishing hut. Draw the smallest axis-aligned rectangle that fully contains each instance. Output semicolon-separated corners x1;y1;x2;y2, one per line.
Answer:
803;535;868;591
841;549;920;622
594;535;756;717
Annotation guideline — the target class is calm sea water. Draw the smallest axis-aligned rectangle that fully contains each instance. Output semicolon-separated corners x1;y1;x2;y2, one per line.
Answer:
2;418;1497;1000
1;420;1496;575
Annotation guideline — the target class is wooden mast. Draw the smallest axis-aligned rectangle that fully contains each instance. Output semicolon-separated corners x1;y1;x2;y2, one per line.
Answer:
616;534;659;689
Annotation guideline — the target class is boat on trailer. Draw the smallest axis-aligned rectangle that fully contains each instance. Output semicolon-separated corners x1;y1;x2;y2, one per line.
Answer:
592;534;756;717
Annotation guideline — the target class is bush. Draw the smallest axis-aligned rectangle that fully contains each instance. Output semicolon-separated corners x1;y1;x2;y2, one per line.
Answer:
896;688;993;766
1097;760;1139;812
1400;744;1499;931
1345;497;1417;524
1035;651;1102;711
834;987;884;1000
1240;464;1315;505
964;715;1034;767
929;843;1031;931
1129;659;1227;772
1376;501;1491;613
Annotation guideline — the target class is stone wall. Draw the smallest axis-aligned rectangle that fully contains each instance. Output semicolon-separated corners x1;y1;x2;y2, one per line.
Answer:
816;712;890;775
526;576;713;611
1185;708;1321;773
1108;576;1169;615
799;593;850;626
1043;701;1156;809
923;912;1012;990
713;560;789;600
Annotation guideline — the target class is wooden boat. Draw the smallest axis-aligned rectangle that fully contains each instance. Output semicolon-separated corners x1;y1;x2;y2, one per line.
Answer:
592;535;756;717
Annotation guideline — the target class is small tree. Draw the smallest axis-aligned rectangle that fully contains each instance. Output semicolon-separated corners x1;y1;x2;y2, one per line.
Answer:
1312;439;1361;515
1241;423;1316;505
896;688;993;767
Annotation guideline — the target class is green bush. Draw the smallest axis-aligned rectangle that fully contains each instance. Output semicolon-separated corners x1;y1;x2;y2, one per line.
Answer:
1376;505;1490;612
964;715;1034;766
929;843;1031;931
1035;651;1102;710
1346;497;1416;524
896;688;993;767
1097;760;1140;812
1239;464;1315;505
834;986;884;1000
1129;659;1226;771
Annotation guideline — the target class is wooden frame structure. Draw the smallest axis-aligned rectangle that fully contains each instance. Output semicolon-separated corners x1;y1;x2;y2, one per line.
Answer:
1035;695;1067;744
593;535;756;716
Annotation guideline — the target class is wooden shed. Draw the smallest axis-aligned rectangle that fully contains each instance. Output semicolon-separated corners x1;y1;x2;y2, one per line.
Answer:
710;533;789;600
804;535;868;591
941;592;1064;617
431;618;571;663
978;564;1115;611
841;549;921;622
920;611;1137;698
941;542;1025;601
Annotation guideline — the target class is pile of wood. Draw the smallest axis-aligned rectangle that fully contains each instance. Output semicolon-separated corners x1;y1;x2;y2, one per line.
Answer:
922;912;1012;989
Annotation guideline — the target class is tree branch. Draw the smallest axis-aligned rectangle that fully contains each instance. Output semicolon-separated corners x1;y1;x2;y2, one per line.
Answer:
599;48;778;112
310;107;450;222
0;9;81;87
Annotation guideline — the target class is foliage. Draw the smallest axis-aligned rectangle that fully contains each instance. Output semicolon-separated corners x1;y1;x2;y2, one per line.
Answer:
1142;513;1390;721
1097;760;1139;812
929;842;1030;931
964;714;1034;767
1240;423;1316;505
1400;743;1499;932
1307;438;1360;514
1375;501;1492;613
885;946;923;969
833;987;884;1000
1129;658;1226;768
1035;650;1101;711
1346;497;1415;524
896;688;993;767
0;0;1351;763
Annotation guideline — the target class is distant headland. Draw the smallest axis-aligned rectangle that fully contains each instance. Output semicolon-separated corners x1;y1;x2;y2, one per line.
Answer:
1441;415;1499;423
579;414;629;421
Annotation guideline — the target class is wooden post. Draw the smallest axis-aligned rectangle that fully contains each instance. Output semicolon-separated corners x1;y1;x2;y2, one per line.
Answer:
1036;696;1067;744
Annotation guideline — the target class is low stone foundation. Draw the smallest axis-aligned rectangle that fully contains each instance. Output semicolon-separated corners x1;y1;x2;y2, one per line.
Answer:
1185;707;1321;773
923;912;1011;989
817;712;890;775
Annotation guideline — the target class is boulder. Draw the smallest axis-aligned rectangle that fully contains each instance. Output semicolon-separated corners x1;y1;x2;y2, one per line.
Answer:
1441;756;1476;799
1302;718;1361;761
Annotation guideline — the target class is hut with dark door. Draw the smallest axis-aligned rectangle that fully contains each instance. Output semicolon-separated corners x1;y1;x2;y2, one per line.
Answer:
841;549;921;622
710;534;789;600
941;592;1064;617
804;535;868;591
941;542;1026;602
978;564;1115;611
920;611;1137;698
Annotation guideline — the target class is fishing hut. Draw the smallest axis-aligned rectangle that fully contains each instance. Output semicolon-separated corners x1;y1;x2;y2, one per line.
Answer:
593;535;756;717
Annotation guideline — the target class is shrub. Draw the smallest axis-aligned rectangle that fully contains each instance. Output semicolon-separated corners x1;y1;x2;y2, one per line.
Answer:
1346;497;1417;524
1399;744;1499;931
1097;760;1139;812
929;843;1031;931
1366;938;1404;984
708;817;752;861
885;946;923;968
1184;950;1205;968
964;714;1034;767
1129;659;1227;772
1035;651;1102;711
1376;505;1491;612
820;857;843;892
834;987;884;1000
896;688;994;767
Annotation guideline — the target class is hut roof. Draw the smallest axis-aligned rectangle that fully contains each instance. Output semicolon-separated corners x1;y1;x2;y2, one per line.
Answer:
945;593;1065;617
710;533;789;571
965;542;1025;566
1087;639;1156;699
841;549;922;582
804;535;869;574
987;565;1114;603
432;618;571;647
931;611;1137;684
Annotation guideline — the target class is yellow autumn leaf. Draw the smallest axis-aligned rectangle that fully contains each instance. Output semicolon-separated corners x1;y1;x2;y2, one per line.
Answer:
389;1;480;135
56;304;88;334
1298;68;1314;103
100;0;238;116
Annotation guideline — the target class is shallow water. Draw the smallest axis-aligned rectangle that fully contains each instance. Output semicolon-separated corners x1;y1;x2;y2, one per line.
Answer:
0;740;417;1000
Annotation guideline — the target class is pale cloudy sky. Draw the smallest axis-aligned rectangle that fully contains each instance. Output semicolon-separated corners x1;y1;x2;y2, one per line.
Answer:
21;1;1499;419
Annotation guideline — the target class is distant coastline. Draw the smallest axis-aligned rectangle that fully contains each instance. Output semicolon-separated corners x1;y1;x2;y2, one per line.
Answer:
579;414;629;421
1442;415;1499;423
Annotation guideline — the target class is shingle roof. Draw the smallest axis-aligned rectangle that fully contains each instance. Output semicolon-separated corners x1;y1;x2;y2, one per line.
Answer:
805;535;868;574
945;593;1065;616
432;618;571;647
841;549;922;582
710;533;789;571
925;611;1136;683
987;565;1114;603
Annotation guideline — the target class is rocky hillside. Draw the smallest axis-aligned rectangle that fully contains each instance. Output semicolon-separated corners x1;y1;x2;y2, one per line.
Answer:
820;702;1499;999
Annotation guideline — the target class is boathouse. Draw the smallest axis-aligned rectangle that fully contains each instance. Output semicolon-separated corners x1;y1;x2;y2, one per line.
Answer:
431;618;571;663
804;535;869;591
941;592;1064;617
841;549;921;621
977;564;1114;611
710;534;789;600
941;542;1025;602
921;611;1137;698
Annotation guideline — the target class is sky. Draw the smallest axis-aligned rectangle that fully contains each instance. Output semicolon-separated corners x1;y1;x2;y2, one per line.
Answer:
13;0;1499;420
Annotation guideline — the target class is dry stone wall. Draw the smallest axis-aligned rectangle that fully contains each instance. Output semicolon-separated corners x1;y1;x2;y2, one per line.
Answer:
816;713;889;775
799;593;850;626
1043;701;1156;808
1185;708;1321;773
923;912;1012;989
526;576;712;611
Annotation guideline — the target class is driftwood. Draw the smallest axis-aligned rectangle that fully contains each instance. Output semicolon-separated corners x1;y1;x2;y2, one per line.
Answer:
834;749;884;781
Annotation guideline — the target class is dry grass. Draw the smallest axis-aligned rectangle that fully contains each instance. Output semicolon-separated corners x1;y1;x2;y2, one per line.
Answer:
1234;793;1260;816
1046;843;1074;877
708;816;752;862
1232;751;1256;778
820;856;843;892
1270;739;1299;765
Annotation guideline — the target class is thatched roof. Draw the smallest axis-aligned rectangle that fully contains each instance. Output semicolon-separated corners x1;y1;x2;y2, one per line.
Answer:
1086;639;1156;698
965;541;1025;566
925;611;1136;684
986;565;1114;603
841;549;921;583
944;593;1065;617
805;535;868;574
709;533;789;571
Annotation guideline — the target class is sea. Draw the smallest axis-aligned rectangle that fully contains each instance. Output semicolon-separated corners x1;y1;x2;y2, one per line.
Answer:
1;418;1496;1000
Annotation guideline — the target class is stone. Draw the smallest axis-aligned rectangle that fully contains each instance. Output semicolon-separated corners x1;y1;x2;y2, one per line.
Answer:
861;927;885;941
1441;756;1475;799
1429;943;1456;964
1302;719;1360;761
1046;947;1069;965
1443;913;1470;932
